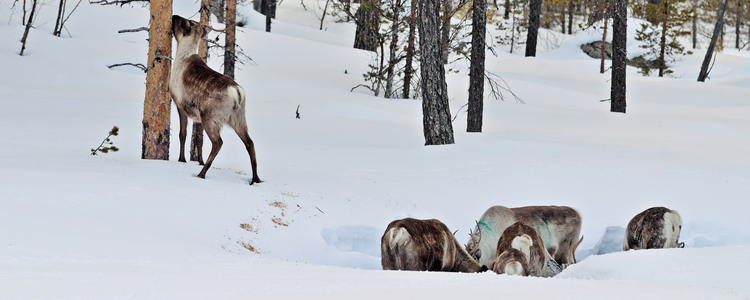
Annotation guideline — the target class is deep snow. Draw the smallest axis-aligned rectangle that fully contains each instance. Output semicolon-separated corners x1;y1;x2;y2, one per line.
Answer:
1;1;750;299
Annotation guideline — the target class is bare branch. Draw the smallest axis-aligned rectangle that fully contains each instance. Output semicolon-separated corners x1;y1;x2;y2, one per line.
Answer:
108;62;147;72
89;0;148;6
118;26;148;33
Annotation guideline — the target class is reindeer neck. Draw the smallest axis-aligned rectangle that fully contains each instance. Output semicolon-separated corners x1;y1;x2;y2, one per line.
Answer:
174;40;200;64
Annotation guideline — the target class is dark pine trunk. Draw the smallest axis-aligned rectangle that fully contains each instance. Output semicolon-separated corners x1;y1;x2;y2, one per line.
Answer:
384;0;402;98
354;0;380;51
657;0;668;77
526;0;541;56
53;0;65;37
568;0;574;34
419;0;454;145
402;0;418;99
467;0;486;132
610;0;626;113
441;0;452;64
225;0;237;78
698;0;729;82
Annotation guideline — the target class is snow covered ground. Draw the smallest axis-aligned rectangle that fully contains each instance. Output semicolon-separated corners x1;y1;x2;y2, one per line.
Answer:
1;1;749;299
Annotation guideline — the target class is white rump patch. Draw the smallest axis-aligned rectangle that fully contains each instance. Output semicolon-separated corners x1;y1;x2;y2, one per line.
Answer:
504;261;524;276
662;210;683;248
389;227;410;249
511;234;533;260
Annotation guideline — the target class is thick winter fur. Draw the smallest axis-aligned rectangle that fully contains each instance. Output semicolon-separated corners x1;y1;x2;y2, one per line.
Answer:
170;15;261;184
490;248;530;276
488;222;546;277
466;205;582;276
623;207;683;251
381;218;485;273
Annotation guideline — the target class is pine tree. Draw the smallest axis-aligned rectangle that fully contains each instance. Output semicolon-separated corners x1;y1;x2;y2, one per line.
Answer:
611;0;627;113
699;0;729;82
633;0;692;76
526;0;542;56
142;0;172;160
467;0;487;132
420;0;454;145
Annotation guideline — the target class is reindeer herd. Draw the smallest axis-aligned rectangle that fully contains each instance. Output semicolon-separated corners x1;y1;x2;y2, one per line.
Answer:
381;206;683;277
164;16;686;274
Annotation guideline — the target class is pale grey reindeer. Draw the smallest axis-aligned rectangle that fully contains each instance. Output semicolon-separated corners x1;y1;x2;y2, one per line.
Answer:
624;207;683;251
381;218;486;273
466;205;583;277
488;222;546;277
170;15;261;184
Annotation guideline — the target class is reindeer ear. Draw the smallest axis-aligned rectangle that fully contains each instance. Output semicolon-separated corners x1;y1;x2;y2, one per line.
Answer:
180;19;192;36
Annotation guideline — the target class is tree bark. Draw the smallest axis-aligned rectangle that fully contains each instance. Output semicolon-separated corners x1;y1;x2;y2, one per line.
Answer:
419;0;454;145
265;0;275;32
19;0;37;56
610;0;626;113
600;13;609;73
504;0;510;19
384;0;402;98
698;0;729;82
353;0;380;51
441;0;452;64
568;0;574;34
692;0;697;49
735;0;741;49
467;0;486;132
225;0;237;78
657;0;668;77
402;0;417;99
526;0;541;56
191;0;211;164
141;0;172;160
53;0;65;37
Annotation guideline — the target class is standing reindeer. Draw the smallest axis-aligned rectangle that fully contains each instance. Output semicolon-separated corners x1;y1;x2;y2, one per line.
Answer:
624;207;683;251
169;15;261;184
381;218;486;273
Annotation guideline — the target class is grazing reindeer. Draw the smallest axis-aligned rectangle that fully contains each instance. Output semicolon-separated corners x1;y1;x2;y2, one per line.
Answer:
489;222;546;277
169;15;261;184
381;218;486;273
466;205;582;276
624;207;684;251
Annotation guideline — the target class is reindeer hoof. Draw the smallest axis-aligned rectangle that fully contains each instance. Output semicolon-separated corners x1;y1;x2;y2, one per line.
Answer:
249;178;262;185
178;157;187;163
196;174;206;179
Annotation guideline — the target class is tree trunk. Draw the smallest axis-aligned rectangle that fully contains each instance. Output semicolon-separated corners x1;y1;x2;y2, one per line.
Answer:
53;0;65;37
23;0;27;26
191;0;211;165
467;0;486;133
561;3;566;34
698;0;729;82
419;0;454;145
568;0;574;34
212;0;226;23
142;0;172;160
265;0;275;32
692;0;697;49
526;0;541;56
402;0;417;99
504;0;510;19
600;14;609;73
353;0;380;51
384;0;402;99
19;0;37;56
441;0;452;64
657;0;668;77
610;0;626;113
320;0;331;30
735;0;741;49
225;0;237;78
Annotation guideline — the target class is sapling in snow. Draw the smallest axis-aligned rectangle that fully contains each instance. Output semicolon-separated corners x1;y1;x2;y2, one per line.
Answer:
91;126;120;155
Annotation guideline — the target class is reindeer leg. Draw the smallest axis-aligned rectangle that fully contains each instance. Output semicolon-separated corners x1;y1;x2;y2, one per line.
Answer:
234;126;262;184
197;123;222;179
177;107;188;163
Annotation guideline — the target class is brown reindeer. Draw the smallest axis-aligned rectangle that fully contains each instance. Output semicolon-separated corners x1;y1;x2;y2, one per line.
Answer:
169;15;261;184
489;222;546;277
466;205;582;277
381;218;486;273
624;207;684;251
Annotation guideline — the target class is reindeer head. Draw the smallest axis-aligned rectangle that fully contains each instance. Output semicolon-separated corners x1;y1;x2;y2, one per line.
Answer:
172;15;210;49
465;221;483;262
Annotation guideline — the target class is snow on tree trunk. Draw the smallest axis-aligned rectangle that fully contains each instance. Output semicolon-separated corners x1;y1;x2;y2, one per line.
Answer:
526;0;541;56
467;0;486;133
610;0;627;113
419;0;454;145
698;0;728;82
142;0;172;160
225;0;237;78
